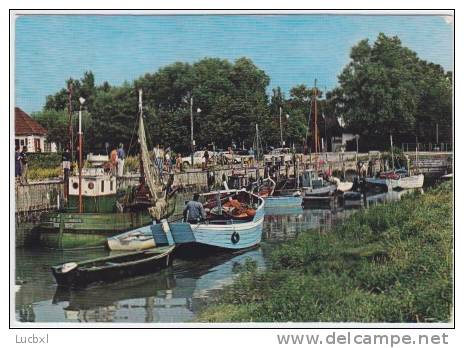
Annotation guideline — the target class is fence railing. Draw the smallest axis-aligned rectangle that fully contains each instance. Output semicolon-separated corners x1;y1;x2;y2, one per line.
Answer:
401;143;452;152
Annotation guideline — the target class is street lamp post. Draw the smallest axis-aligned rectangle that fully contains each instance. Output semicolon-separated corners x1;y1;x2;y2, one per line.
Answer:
279;106;283;147
78;97;85;214
355;134;360;163
190;96;194;168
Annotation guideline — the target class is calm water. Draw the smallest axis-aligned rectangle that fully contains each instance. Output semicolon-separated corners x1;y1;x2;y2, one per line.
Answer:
15;191;409;323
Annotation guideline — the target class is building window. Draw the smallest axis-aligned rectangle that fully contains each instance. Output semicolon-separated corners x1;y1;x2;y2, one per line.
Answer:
110;179;114;191
101;180;104;193
20;139;24;146
15;139;19;148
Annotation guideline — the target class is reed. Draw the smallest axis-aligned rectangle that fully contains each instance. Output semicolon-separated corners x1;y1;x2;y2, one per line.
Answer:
198;182;453;323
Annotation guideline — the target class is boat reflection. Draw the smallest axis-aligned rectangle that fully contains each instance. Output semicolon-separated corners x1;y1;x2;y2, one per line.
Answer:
50;248;265;322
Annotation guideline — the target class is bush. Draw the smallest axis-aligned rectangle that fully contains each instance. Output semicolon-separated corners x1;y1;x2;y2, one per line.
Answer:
198;182;453;323
27;152;62;169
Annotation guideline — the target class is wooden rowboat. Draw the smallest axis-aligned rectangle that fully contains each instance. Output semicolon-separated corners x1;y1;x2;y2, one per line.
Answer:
51;245;175;288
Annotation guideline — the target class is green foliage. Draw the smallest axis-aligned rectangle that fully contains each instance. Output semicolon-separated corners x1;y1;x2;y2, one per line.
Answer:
198;182;453;323
27;152;62;168
27;167;62;181
41;36;451;154
31;109;68;149
329;33;452;148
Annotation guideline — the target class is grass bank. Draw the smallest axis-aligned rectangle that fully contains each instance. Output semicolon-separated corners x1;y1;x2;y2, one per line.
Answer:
198;182;453;323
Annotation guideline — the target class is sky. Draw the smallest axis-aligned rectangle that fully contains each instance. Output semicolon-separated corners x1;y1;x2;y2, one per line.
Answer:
15;14;453;114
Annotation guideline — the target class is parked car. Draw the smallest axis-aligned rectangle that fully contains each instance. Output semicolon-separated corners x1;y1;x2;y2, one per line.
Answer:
264;147;293;164
218;149;255;164
182;151;219;167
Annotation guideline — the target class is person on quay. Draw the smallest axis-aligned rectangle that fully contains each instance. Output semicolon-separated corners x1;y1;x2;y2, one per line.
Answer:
164;147;172;173
109;147;118;176
20;146;28;184
175;153;183;172
117;143;125;177
183;193;206;224
203;148;210;171
15;145;22;183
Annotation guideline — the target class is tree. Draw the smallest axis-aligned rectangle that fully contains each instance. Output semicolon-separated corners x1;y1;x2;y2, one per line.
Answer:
329;33;452;149
32;109;68;150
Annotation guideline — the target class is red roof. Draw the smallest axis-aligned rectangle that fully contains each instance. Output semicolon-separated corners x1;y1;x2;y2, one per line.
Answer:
15;107;47;136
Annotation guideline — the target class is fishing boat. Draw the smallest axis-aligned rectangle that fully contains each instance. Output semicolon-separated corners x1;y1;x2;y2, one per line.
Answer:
166;189;265;252
39;90;175;249
365;171;424;190
301;169;337;197
252;176;303;208
364;136;424;191
112;189;265;253
327;176;353;192
50;245;175;288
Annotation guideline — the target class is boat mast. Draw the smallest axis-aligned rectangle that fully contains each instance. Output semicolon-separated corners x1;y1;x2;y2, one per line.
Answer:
390;134;395;170
66;83;72;204
314;79;319;154
138;89;145;186
255;124;260;161
68;82;73;161
311;79;319;154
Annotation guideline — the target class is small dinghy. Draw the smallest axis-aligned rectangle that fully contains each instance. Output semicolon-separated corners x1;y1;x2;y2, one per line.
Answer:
107;229;155;251
51;245;175;288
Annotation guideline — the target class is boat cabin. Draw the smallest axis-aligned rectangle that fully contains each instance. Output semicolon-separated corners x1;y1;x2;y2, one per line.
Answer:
68;170;118;213
300;169;324;189
227;174;253;190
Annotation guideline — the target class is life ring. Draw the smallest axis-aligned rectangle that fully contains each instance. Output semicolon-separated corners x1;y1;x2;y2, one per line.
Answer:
231;231;240;244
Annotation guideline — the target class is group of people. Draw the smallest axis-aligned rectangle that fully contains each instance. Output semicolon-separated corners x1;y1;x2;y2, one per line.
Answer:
14;145;28;184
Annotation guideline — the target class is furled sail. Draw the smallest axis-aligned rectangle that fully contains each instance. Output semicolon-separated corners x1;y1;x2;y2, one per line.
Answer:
137;90;166;203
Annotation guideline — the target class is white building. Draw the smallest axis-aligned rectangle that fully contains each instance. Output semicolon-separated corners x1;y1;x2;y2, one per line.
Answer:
15;107;57;152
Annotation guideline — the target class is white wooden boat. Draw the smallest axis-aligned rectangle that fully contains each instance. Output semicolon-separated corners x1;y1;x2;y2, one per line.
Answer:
396;174;424;190
158;190;265;251
328;176;353;192
107;229;155;251
108;189;265;252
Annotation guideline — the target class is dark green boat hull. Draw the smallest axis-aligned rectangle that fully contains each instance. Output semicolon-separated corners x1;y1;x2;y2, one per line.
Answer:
38;192;177;249
38;211;153;249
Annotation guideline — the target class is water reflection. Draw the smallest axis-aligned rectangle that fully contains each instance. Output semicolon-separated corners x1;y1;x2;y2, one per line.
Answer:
16;247;265;323
15;188;417;323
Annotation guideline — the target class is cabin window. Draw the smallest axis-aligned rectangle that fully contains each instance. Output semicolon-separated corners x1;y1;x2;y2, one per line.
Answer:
110;179;114;191
72;182;78;189
88;182;94;190
101;180;105;193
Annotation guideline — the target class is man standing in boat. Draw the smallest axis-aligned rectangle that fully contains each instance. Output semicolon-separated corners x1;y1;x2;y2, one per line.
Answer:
183;193;206;223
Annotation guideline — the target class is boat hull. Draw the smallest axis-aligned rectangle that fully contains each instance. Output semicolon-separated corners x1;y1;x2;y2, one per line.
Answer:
153;193;265;252
263;195;303;208
396;174;424;190
107;228;155;251
365;174;424;190
51;246;174;288
38;211;153;249
303;185;337;197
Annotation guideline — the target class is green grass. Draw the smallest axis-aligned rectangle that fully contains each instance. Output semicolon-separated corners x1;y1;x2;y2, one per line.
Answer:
198;182;453;323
